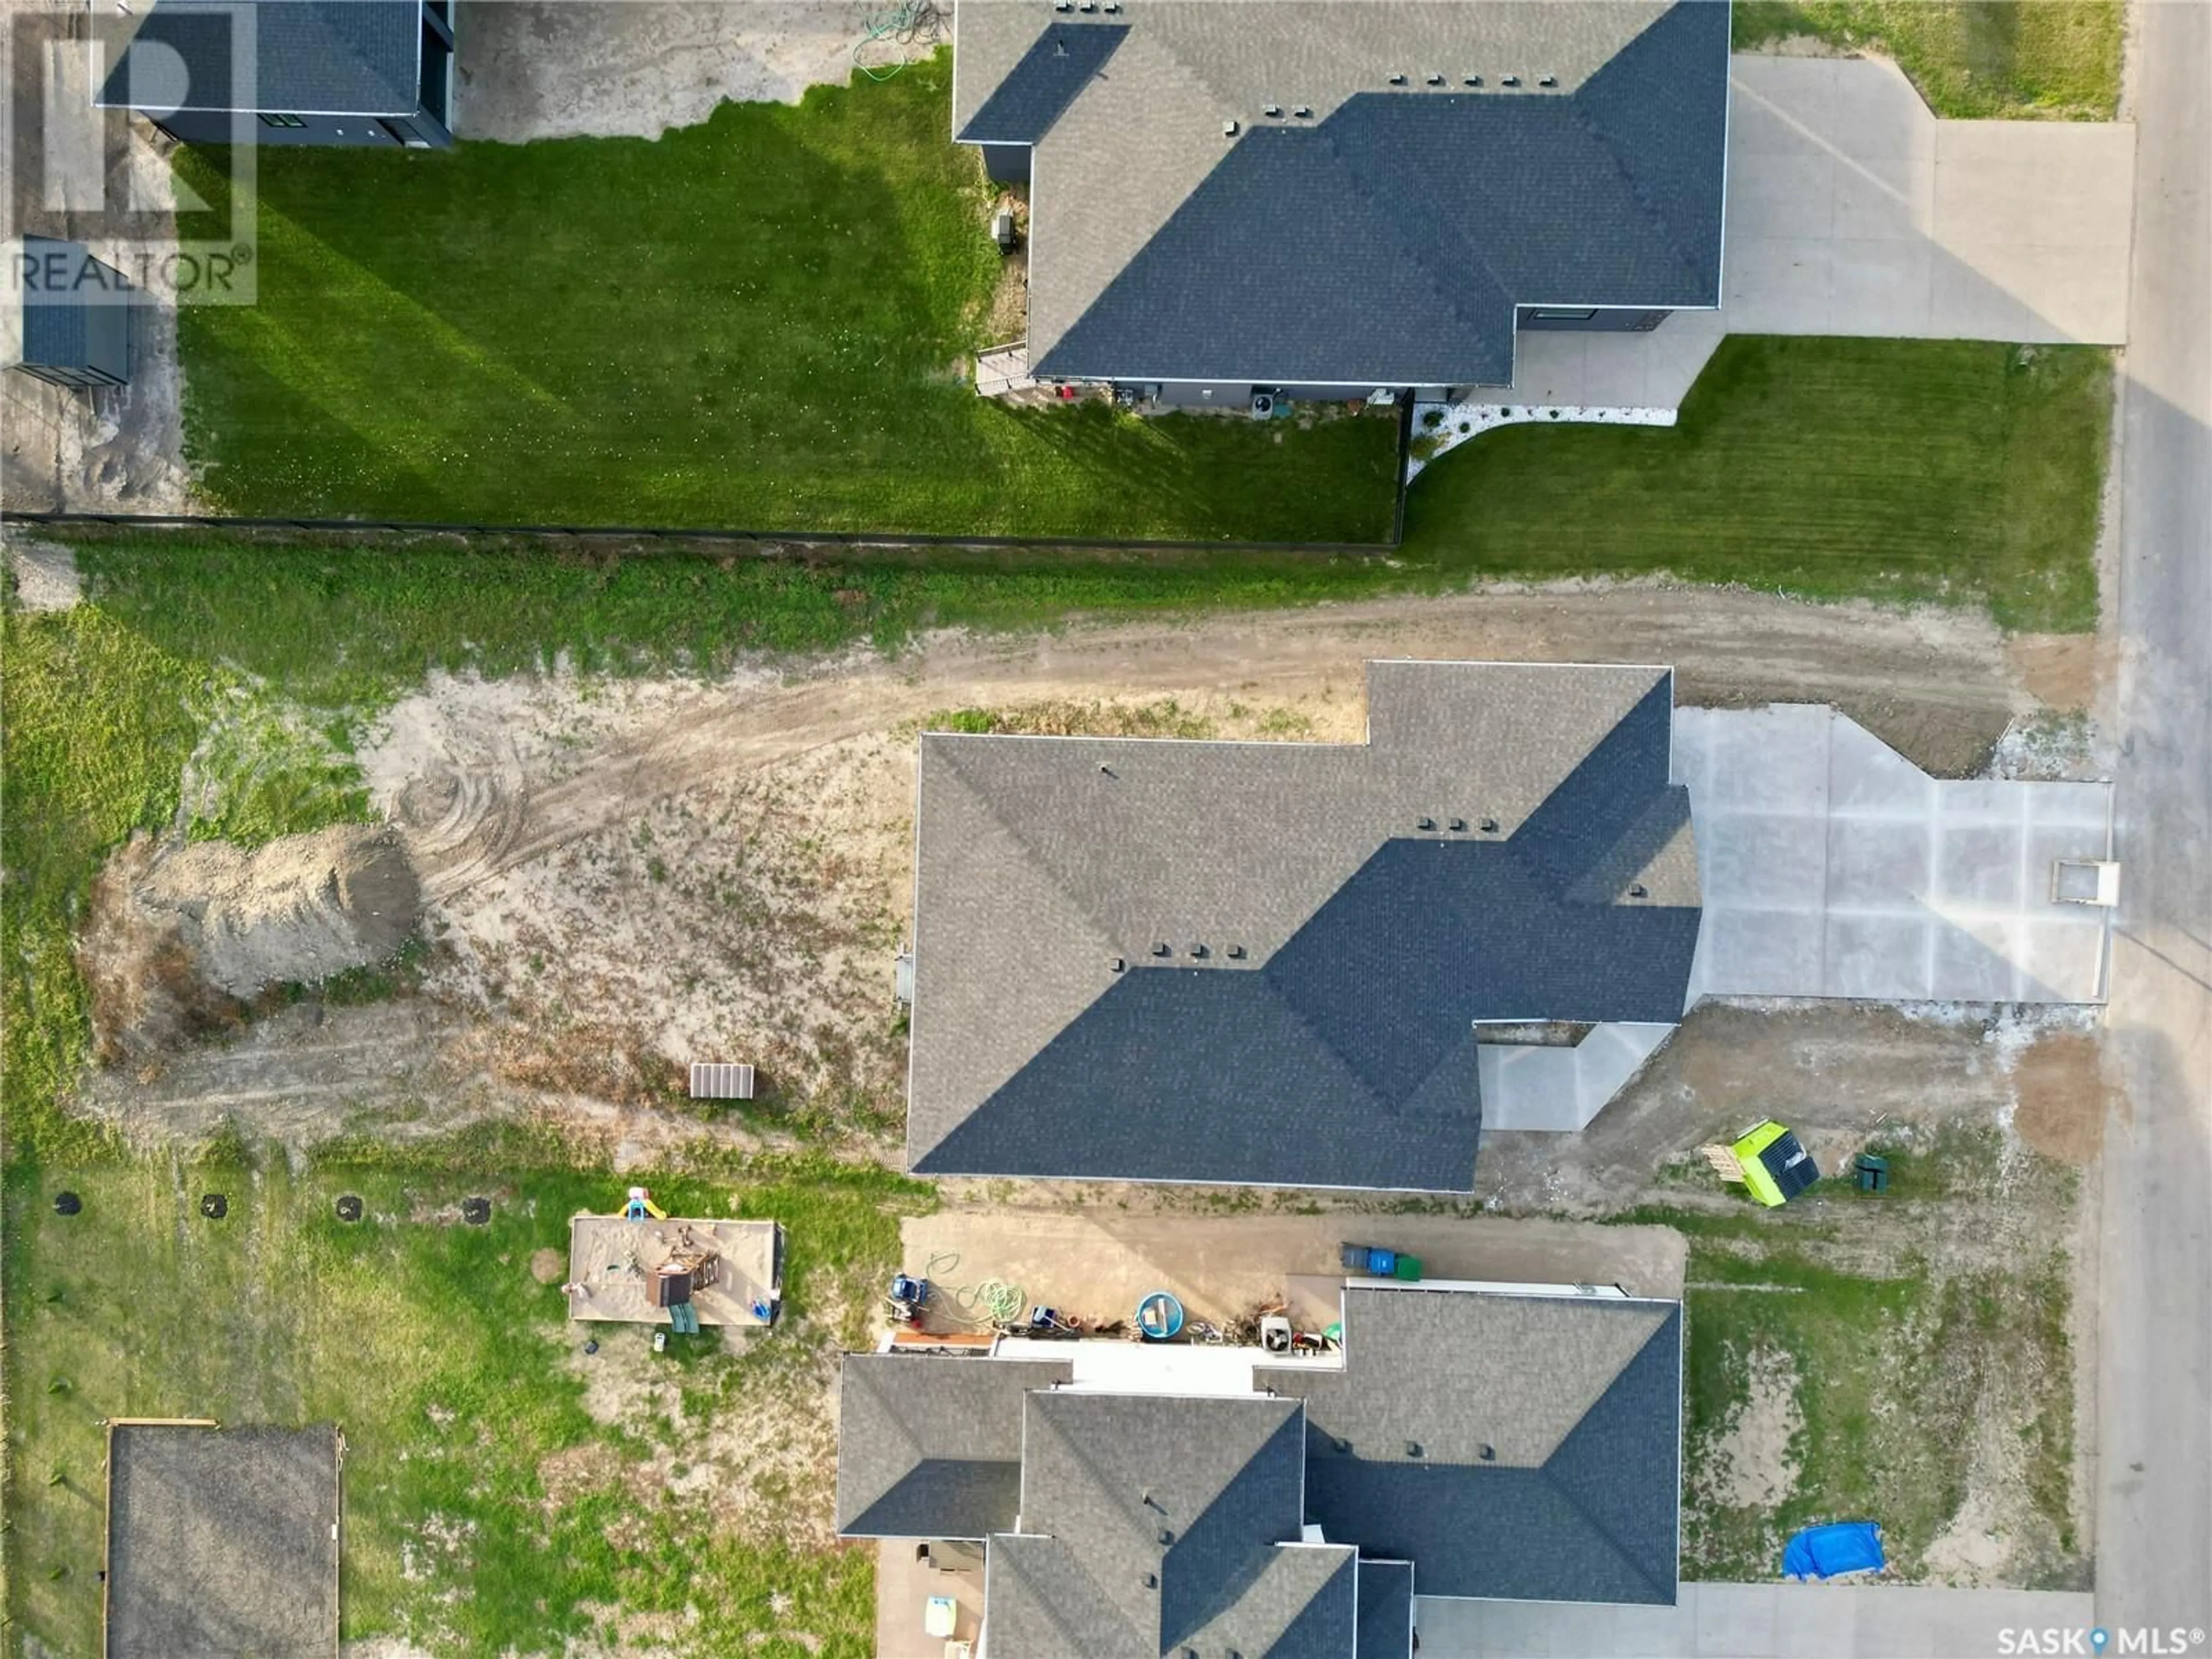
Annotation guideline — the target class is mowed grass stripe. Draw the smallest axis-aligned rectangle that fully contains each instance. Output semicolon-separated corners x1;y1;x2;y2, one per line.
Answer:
1402;338;2109;632
173;60;1399;541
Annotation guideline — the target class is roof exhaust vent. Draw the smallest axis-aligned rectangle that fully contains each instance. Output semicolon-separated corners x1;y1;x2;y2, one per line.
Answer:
1264;103;1282;118
1227;944;1247;960
1054;39;1068;56
1142;1571;1158;1589
1539;74;1558;88
1293;104;1312;118
1501;74;1521;88
1110;956;1126;972
1479;1442;1497;1461
1417;816;1436;831
1479;816;1499;834
1387;71;1407;86
1449;817;1467;832
1189;944;1209;959
1464;74;1482;87
1152;942;1172;957
1629;882;1648;899
1158;1527;1175;1546
1406;1440;1423;1458
1222;119;1240;137
1425;72;1444;86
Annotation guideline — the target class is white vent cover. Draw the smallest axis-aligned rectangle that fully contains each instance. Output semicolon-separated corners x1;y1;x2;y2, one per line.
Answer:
690;1062;756;1101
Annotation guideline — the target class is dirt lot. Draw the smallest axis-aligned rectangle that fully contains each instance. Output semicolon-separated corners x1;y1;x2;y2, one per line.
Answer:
67;585;2050;1158
457;1;902;143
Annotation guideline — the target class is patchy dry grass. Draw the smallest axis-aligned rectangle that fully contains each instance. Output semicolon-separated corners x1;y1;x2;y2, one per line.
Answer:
2;1139;930;1657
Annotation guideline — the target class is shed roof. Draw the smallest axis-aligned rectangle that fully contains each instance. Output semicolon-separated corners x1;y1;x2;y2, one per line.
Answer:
908;661;1701;1192
953;0;1729;384
96;0;422;116
16;238;132;372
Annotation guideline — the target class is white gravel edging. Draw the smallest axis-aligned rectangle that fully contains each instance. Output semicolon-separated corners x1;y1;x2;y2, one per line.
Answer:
1406;400;1676;479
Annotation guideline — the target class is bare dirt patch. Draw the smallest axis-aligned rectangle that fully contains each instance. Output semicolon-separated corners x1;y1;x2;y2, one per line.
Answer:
5;537;82;610
2006;632;2106;711
457;1;894;143
2012;1032;2109;1165
1703;1346;1804;1511
78;825;420;1063
530;1246;566;1285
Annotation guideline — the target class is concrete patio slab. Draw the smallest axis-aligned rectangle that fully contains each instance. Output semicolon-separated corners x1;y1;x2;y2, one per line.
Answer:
1678;706;2114;1004
1479;1022;1676;1131
1414;1582;2099;1658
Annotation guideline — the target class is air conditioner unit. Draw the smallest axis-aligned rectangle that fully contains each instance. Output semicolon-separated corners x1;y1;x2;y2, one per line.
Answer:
1250;392;1276;419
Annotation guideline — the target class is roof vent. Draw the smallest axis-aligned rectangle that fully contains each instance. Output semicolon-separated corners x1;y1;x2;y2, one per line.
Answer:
1159;1527;1175;1546
1387;72;1407;86
1110;956;1126;972
1054;0;1072;10
1406;1440;1423;1458
1142;1571;1158;1589
1501;74;1521;88
1264;103;1282;118
1053;39;1068;56
1464;74;1482;87
1629;882;1648;899
1293;104;1312;119
1480;816;1499;834
1223;119;1240;137
1539;74;1558;88
1104;1;1121;9
1152;942;1172;957
1425;72;1444;86
1189;944;1209;959
1449;817;1467;832
1078;0;1097;10
1479;1442;1497;1461
1417;816;1436;831
1227;944;1247;960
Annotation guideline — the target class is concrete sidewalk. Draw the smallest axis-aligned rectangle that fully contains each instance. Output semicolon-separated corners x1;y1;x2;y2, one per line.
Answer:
1415;1583;2097;1658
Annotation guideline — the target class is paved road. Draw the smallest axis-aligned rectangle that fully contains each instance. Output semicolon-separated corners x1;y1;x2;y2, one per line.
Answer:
2096;0;2212;1641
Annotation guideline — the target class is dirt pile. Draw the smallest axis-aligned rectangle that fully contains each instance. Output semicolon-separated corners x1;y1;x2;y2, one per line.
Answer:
80;826;421;1062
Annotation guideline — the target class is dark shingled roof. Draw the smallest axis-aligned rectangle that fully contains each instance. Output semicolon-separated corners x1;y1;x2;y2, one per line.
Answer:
1353;1559;1414;1659
834;1354;1073;1539
17;238;132;373
908;662;1700;1192
97;0;422;116
955;0;1729;385
986;1392;1358;1658
959;22;1130;143
1264;1288;1683;1604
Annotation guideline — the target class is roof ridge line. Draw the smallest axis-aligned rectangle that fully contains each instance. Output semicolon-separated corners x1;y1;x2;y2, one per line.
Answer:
1023;1406;1166;1649
1565;100;1709;296
930;743;1126;948
1535;1316;1680;1604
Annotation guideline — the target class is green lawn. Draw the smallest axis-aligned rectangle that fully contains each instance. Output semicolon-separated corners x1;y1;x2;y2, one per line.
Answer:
1402;337;2112;632
1733;1;2122;118
2;1143;927;1658
171;58;1399;541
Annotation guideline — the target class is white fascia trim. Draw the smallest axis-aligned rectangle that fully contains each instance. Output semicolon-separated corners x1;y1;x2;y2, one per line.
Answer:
910;1164;1481;1196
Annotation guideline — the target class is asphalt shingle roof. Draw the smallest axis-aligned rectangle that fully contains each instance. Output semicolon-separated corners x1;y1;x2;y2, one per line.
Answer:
835;1354;1073;1538
955;0;1729;384
99;0;422;116
986;1392;1357;1659
1262;1287;1683;1604
1352;1559;1414;1659
908;662;1701;1191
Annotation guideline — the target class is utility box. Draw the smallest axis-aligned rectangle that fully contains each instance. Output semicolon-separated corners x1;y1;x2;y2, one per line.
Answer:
690;1062;756;1101
991;206;1016;252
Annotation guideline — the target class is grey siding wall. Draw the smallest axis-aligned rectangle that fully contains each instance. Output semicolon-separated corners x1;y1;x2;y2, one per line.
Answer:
1515;306;1672;334
157;107;452;147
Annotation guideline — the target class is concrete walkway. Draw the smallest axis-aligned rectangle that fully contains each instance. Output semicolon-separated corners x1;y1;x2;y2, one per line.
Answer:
1415;1583;2098;1658
1509;53;2135;411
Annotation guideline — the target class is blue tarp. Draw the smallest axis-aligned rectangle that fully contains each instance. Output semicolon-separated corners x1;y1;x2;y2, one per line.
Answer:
1782;1522;1885;1580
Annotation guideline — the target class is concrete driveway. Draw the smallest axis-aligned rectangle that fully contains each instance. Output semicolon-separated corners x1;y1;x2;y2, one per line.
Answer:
1510;53;2135;410
1415;1582;2097;1658
1676;706;2114;1005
